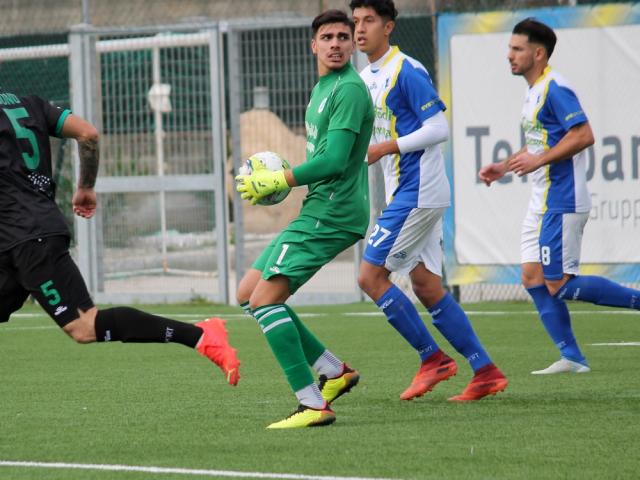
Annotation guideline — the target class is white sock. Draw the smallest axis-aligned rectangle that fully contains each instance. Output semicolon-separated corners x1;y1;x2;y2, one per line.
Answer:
295;383;325;409
312;350;344;378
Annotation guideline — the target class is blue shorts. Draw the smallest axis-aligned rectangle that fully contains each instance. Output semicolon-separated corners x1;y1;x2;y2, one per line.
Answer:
521;210;588;280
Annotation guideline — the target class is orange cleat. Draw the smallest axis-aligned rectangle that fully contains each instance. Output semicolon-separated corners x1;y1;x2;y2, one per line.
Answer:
448;364;508;402
400;350;458;401
195;318;240;386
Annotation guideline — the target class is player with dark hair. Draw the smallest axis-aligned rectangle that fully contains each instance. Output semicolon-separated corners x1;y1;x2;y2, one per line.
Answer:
351;0;508;401
235;9;374;428
480;18;640;374
512;17;557;57
0;91;240;385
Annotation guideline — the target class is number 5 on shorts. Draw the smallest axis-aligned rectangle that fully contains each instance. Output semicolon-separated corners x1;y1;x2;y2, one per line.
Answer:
40;280;62;306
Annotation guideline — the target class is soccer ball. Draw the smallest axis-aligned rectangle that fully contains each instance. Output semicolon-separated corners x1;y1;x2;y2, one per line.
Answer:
239;151;291;206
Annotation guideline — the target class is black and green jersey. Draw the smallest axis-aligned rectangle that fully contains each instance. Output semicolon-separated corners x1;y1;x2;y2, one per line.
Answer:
299;63;374;237
0;92;71;251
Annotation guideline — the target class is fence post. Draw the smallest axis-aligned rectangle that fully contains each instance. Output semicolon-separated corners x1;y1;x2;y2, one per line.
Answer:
69;24;100;296
227;27;246;290
208;25;230;304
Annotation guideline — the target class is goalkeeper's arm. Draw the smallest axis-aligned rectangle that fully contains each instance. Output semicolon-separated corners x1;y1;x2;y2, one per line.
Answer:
290;128;356;186
235;128;356;204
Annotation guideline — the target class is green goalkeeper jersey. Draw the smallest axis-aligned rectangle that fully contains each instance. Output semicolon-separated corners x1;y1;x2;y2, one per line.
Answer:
298;63;374;237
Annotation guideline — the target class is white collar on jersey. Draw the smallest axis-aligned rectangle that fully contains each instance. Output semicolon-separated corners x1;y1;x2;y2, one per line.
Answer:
370;46;397;73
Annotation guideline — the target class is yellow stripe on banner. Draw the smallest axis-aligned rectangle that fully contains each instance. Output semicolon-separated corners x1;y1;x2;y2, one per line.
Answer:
469;11;513;34
450;265;485;285
584;5;630;28
580;264;609;276
381;55;405;203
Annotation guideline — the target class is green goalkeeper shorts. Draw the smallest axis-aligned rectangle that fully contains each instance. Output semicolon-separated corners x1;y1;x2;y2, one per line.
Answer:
252;215;362;294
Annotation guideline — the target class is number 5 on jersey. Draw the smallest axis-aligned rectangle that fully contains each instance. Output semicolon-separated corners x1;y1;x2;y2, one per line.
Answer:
368;224;391;248
3;107;40;170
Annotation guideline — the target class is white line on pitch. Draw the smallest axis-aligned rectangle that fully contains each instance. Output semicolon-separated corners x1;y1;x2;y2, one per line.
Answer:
589;342;640;346
4;309;638;332
0;325;57;331
0;460;399;480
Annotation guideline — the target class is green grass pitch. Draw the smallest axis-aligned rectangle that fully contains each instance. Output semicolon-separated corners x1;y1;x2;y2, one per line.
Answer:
1;301;639;479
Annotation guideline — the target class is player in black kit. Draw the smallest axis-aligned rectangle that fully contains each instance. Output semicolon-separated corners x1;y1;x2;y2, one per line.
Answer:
0;91;240;385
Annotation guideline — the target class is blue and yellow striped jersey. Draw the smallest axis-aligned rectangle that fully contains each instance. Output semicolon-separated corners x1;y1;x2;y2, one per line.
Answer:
360;46;450;208
521;66;591;214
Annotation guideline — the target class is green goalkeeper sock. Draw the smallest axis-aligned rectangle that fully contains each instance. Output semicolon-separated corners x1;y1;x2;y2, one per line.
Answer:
284;305;326;366
239;301;251;316
253;304;314;392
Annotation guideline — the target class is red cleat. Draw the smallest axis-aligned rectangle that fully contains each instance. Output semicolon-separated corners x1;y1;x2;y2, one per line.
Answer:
448;364;508;402
195;318;240;386
400;350;458;401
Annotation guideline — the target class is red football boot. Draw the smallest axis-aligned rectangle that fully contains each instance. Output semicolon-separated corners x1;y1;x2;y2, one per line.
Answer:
448;364;508;402
195;318;240;386
400;350;458;401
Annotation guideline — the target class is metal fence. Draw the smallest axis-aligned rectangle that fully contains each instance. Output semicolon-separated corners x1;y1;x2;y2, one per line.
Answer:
0;12;556;305
0;26;229;304
226;18;370;304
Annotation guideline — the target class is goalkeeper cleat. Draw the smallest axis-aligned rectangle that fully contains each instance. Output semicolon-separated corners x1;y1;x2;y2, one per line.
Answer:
195;318;240;386
400;350;458;401
448;364;508;402
319;363;360;404
531;358;591;375
266;403;336;429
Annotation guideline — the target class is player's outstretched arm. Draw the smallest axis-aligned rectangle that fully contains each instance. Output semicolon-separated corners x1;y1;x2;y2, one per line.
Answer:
235;164;293;206
61;114;100;218
479;146;528;186
509;122;594;177
367;140;398;165
292;128;356;184
235;130;356;204
369;110;450;165
478;160;509;186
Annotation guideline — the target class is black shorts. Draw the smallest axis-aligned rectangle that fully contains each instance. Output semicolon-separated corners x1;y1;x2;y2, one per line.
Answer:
0;235;94;327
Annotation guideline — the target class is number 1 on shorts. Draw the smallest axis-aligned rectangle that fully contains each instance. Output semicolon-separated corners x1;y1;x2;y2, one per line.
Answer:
276;244;290;266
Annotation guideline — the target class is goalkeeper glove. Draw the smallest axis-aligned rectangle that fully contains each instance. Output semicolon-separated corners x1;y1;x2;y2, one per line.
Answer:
235;166;288;205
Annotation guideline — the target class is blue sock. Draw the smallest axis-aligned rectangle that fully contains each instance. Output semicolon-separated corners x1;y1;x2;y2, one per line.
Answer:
429;293;492;372
527;285;586;364
557;276;640;309
376;284;439;361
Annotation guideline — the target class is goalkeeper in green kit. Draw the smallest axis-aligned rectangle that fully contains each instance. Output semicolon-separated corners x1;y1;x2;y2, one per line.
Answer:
235;9;374;429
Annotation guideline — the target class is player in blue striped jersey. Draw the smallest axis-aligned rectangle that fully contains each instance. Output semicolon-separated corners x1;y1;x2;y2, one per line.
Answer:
480;18;640;374
352;0;508;401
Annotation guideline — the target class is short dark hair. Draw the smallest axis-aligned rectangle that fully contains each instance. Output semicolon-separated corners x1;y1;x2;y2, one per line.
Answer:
512;18;557;58
349;0;398;21
312;9;355;37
